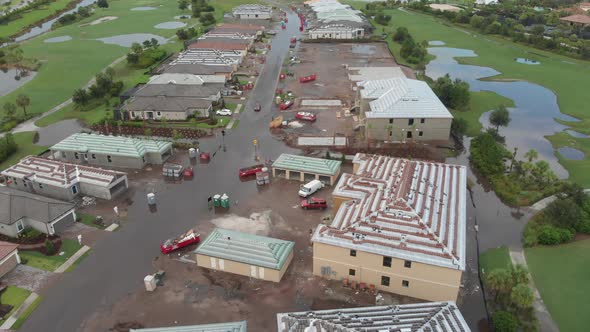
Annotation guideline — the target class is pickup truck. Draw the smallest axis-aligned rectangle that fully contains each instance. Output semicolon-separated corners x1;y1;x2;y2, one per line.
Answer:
295;112;317;122
279;100;294;110
239;164;265;177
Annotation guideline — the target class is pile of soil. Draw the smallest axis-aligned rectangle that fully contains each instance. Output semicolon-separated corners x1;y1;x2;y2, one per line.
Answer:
110;321;144;331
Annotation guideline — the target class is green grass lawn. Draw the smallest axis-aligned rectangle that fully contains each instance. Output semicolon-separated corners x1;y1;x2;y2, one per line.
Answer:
19;238;82;271
0;0;74;38
453;91;515;137
526;239;590;332
479;246;511;276
546;132;590;187
10;295;42;330
0;286;31;325
0;132;48;171
76;213;105;230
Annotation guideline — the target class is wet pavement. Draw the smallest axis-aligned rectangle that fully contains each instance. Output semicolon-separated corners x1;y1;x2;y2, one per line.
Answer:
21;8;304;332
0;68;37;97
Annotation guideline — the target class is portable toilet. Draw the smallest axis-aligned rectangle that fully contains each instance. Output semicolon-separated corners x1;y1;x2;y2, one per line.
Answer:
220;194;230;208
144;275;157;292
147;193;156;205
189;148;197;158
213;194;221;207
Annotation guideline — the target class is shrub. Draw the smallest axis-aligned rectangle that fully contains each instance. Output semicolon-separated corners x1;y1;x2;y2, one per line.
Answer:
492;311;518;332
374;14;391;25
470;132;510;177
44;239;56;255
537;224;573;245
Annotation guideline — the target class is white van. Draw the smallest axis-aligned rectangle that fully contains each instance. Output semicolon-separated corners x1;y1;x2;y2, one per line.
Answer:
298;179;324;197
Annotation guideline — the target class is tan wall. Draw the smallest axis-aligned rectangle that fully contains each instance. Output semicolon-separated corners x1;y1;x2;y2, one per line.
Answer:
131;110;188;121
312;242;461;302
196;252;293;283
365;117;451;142
0;251;18;278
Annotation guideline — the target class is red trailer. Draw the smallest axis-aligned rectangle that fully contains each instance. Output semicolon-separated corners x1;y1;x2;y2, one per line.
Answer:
299;74;317;83
160;229;200;254
239;164;265;177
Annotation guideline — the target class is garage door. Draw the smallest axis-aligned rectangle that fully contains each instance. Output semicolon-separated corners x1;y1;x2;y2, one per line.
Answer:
52;212;75;234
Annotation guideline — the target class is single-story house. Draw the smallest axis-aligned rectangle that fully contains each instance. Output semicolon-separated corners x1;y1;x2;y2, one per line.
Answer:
307;24;365;39
147;73;227;85
130;321;247;332
232;4;272;20
171;49;243;67
125;96;214;120
1;156;128;201
0;241;20;279
133;83;223;101
277;302;470;331
194;228;294;283
187;39;251;54
50;133;173;169
271;153;341;185
159;63;234;80
357;77;453;142
0;187;76;237
580;2;590;11
213;23;265;36
559;14;590;27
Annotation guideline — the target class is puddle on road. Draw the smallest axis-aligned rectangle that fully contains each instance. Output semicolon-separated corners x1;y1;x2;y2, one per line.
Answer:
351;44;376;55
429;40;446;46
558;147;584;160
0;69;37;97
515;58;540;65
44;35;72;43
427;46;575;178
36;119;83;146
131;6;156;11
96;34;168;47
565;129;589;138
154;21;187;29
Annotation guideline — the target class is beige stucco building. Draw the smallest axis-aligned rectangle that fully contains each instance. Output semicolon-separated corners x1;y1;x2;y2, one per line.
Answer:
357;77;453;142
194;228;295;283
312;153;467;302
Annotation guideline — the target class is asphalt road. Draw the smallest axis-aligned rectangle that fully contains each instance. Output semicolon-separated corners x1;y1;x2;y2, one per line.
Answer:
21;10;303;332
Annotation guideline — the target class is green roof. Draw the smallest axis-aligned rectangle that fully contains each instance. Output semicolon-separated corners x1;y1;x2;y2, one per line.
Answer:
50;133;172;158
130;321;247;332
194;228;294;270
271;154;341;176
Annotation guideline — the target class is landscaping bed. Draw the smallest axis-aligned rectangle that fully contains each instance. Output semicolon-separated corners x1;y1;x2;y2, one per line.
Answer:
0;228;57;245
90;124;209;139
18;238;81;272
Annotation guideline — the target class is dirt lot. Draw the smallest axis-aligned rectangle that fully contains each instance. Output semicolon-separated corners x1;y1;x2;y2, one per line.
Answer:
81;179;424;331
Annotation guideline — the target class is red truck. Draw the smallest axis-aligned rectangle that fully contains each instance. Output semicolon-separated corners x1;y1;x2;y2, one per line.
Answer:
279;100;294;110
299;74;317;83
295;111;317;122
160;229;200;254
239;164;265;177
301;197;327;210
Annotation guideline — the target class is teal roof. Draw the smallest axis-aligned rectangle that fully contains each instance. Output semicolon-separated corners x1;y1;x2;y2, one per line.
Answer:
50;133;172;158
130;321;247;332
194;228;294;270
272;154;341;176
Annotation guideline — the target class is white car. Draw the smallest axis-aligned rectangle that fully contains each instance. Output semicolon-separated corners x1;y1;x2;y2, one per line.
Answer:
216;109;233;116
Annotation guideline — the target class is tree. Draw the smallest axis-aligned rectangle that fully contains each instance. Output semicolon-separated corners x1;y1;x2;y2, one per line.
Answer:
470;132;509;176
126;52;139;65
451;118;468;138
150;38;159;49
97;0;109;8
176;29;189;40
142;40;152;49
178;0;189;10
524;149;538;162
44;239;56;255
489;105;510;131
199;12;216;26
78;6;91;17
15;94;30;117
72;89;90;106
492;311;518;332
545;197;580;229
375;14;391;25
485;269;512;303
105;66;115;79
3;102;16;119
393;27;411;43
510;283;534;311
131;42;143;55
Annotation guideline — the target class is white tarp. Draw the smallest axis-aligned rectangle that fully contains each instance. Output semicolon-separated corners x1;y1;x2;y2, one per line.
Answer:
298;137;347;146
300;99;342;107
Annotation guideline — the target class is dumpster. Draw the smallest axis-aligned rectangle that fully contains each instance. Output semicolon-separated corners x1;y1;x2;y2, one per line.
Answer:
213;194;221;207
220;194;230;208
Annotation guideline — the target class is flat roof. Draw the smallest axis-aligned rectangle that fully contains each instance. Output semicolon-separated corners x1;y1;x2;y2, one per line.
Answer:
131;321;247;332
348;67;405;82
1;156;126;189
194;228;294;270
312;153;467;271
272;154;341;176
360;77;452;119
51;133;172;158
277;302;470;332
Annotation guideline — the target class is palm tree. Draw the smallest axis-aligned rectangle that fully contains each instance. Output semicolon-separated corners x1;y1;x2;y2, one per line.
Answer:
16;94;30;117
510;283;534;312
524;149;538;163
485;269;512;304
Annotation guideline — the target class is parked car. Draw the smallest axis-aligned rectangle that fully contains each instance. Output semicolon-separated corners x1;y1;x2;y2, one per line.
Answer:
295;112;317;122
216;109;233;116
239;164;265;177
301;197;327;210
160;229;200;254
279;100;294;110
298;179;324;197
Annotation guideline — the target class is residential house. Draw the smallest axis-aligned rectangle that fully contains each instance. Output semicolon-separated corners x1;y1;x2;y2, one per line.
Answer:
213;23;265;37
171;49;244;67
277;302;470;331
271;153;342;185
194;228;294;282
50;133;173;169
130;321;247;332
1;156;128;201
159;63;234;80
357;77;452;142
559;14;590;27
580;2;590;11
0;241;20;278
187;37;253;55
312;153;467;302
0;187;76;237
232;4;272;20
147;73;227;85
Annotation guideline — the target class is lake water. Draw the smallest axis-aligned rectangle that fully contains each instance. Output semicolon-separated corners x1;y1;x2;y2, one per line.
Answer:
44;35;72;43
516;58;540;65
0;69;37;97
566;130;589;138
131;7;157;11
426;46;576;178
557;147;584;160
96;34;168;47
428;41;446;46
154;21;187;29
15;0;96;42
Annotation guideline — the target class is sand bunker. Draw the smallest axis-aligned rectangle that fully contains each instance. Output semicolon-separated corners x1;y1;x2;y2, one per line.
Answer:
89;16;118;26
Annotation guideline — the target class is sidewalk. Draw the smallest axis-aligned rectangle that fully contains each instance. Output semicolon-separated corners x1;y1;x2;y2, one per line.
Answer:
0;292;39;329
225;104;243;129
509;250;559;332
54;245;91;273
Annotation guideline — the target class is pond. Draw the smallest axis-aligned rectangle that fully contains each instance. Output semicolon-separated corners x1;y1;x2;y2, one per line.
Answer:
35;119;83;146
154;21;187;29
515;58;540;65
15;0;96;42
96;34;168;47
43;35;72;43
426;46;576;178
0;69;38;97
557;147;585;160
565;129;589;138
131;7;157;11
428;40;446;46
